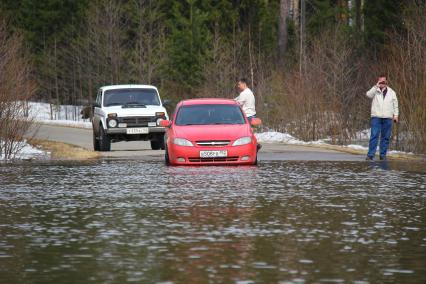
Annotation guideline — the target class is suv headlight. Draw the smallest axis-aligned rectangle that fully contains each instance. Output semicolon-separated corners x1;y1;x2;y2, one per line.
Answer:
232;136;252;146
108;119;118;128
173;138;193;147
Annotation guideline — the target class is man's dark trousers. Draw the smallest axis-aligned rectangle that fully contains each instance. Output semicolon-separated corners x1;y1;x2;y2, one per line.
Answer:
367;117;393;158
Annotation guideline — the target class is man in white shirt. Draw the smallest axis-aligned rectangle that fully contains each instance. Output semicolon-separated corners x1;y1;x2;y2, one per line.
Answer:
365;75;399;161
234;78;256;122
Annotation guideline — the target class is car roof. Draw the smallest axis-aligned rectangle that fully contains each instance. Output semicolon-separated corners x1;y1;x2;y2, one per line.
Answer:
101;84;158;91
178;98;238;107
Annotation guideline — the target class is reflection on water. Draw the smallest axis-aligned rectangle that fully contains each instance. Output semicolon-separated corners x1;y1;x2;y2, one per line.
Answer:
1;160;426;283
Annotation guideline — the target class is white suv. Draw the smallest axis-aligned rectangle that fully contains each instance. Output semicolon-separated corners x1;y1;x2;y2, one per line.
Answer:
92;85;169;151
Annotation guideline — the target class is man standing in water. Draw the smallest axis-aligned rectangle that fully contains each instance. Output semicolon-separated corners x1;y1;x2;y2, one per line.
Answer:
235;78;256;122
365;75;399;160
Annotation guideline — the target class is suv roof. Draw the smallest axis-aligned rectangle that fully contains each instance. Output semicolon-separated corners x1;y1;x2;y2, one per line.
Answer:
101;84;158;92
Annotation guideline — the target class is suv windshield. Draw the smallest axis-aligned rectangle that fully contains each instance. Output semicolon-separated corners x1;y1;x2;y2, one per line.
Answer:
175;104;246;126
103;88;160;107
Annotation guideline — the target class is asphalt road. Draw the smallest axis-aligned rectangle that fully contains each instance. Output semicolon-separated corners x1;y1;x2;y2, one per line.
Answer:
31;123;366;161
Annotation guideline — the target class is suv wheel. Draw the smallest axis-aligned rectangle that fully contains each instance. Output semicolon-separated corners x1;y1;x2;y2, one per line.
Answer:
93;130;100;151
150;140;161;150
99;126;111;151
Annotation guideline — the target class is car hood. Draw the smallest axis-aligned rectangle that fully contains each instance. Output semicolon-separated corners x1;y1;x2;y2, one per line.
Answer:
173;124;253;142
103;105;168;117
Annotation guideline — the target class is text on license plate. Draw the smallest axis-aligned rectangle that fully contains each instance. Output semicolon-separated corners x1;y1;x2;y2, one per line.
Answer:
126;127;149;134
199;150;228;158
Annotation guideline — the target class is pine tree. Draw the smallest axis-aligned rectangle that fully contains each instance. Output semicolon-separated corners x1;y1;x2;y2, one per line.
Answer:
165;0;211;95
363;0;403;51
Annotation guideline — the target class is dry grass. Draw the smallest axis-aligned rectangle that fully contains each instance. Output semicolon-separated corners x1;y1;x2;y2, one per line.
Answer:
28;139;100;160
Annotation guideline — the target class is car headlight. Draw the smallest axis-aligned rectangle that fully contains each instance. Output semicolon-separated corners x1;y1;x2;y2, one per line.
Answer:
108;119;118;128
173;138;193;147
232;136;252;146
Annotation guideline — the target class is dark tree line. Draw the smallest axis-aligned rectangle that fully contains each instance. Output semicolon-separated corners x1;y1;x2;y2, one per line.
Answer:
0;0;425;153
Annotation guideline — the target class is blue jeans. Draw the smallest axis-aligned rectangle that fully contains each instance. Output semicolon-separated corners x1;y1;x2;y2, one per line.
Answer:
367;117;393;158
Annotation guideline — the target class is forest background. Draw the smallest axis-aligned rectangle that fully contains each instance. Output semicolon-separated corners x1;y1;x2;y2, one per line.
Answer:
0;0;425;154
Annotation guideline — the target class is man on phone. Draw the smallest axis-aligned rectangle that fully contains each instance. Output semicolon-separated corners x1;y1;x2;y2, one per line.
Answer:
365;75;399;160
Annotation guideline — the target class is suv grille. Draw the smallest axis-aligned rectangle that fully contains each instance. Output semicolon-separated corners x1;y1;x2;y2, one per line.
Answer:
119;116;155;127
196;140;230;146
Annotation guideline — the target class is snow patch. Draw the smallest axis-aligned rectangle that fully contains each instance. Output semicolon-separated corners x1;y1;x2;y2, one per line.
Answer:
345;144;368;151
256;131;413;156
37;119;92;129
28;101;91;129
255;131;326;145
0;140;48;161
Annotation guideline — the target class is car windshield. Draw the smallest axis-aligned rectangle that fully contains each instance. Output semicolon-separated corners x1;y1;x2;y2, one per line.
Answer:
175;104;246;126
103;88;160;107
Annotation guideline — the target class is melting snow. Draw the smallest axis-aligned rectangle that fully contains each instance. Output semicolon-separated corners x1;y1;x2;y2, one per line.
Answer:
0;140;47;161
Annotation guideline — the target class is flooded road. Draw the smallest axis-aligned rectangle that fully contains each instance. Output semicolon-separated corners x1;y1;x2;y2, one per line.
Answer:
1;160;426;283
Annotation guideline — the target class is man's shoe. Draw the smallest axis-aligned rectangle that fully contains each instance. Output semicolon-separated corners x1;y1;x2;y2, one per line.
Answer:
379;156;386;160
365;156;373;161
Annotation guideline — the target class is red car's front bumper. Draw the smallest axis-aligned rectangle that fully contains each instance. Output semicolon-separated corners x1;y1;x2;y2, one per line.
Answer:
167;143;257;165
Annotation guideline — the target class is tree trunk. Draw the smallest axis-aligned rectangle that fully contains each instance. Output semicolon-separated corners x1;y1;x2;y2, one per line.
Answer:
355;0;362;31
278;0;291;65
291;0;299;21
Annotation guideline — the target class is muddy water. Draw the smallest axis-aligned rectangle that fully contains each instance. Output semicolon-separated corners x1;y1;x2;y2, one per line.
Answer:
1;160;425;283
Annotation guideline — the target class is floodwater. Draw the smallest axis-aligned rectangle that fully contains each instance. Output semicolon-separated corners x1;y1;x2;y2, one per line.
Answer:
1;160;426;284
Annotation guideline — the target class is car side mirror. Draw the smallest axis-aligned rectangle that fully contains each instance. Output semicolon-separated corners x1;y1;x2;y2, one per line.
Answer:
160;120;172;127
250;118;262;126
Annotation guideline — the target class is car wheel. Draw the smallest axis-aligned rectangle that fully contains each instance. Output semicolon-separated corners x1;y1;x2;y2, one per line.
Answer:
165;147;170;165
150;140;161;150
99;126;111;151
93;129;100;151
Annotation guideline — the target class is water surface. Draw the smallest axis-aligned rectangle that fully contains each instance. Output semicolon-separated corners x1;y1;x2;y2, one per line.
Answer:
1;160;425;283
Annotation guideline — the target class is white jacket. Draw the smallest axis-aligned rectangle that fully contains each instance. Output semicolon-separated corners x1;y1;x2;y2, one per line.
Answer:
235;88;256;117
366;86;399;119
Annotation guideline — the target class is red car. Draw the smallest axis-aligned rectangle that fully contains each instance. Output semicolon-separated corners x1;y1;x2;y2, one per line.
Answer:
160;98;261;166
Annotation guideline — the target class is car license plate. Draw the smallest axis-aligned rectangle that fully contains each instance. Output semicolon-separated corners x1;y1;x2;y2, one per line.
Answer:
126;127;149;134
200;150;228;158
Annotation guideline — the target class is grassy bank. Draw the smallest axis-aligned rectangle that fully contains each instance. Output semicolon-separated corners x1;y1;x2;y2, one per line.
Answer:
28;139;100;160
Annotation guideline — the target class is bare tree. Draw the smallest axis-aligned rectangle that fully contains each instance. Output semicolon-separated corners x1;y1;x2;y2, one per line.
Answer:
200;26;236;98
0;19;36;160
386;1;426;153
266;26;368;143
